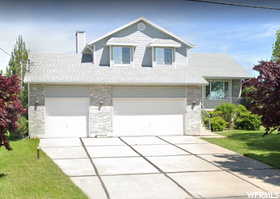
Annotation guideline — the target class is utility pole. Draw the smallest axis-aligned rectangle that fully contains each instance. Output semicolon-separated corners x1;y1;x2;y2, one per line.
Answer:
20;60;23;89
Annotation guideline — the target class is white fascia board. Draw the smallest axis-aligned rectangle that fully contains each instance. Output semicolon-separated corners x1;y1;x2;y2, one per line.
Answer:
203;76;252;79
106;42;137;46
24;81;208;86
149;43;181;48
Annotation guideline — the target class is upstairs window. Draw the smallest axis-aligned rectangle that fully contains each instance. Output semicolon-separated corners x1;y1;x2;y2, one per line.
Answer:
111;46;133;65
206;81;229;100
154;47;173;65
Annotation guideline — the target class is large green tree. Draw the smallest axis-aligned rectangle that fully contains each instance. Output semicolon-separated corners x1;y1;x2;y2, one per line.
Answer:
6;36;29;109
5;36;29;138
272;30;280;62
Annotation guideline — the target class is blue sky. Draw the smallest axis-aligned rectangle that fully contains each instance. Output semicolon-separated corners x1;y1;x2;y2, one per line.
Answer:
0;0;280;75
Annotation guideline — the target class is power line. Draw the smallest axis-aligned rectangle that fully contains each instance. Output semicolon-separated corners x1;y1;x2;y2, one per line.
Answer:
184;0;280;11
0;47;11;56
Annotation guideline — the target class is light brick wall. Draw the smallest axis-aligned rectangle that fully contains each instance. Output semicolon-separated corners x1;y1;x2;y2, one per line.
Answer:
89;86;113;137
28;85;45;138
184;86;202;135
28;84;203;137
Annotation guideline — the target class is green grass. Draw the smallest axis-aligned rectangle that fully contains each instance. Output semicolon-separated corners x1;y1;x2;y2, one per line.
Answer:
203;129;280;169
0;139;87;199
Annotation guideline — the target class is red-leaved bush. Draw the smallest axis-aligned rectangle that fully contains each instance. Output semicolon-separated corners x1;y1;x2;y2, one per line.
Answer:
243;61;280;135
0;75;25;150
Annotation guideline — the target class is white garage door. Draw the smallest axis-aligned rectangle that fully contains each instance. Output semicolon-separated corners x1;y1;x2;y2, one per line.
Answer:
45;97;89;138
113;98;185;136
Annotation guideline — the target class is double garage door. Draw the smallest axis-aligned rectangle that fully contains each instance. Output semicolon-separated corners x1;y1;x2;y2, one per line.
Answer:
44;87;185;137
112;87;186;136
113;99;185;136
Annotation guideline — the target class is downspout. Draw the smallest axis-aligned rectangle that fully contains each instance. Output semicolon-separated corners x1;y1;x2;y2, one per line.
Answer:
184;47;188;135
27;82;30;138
239;79;243;98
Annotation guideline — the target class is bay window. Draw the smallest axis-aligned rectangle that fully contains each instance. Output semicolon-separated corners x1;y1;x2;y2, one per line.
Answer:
206;80;229;100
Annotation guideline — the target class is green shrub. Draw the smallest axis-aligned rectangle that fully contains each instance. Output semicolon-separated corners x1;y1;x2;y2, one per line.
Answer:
208;110;223;118
202;103;262;131
235;112;261;130
202;111;211;129
235;104;248;114
215;103;238;128
9;116;29;139
210;116;228;131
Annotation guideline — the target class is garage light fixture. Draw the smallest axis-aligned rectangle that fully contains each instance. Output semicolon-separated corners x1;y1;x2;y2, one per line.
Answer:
191;101;196;110
98;100;104;111
34;98;39;111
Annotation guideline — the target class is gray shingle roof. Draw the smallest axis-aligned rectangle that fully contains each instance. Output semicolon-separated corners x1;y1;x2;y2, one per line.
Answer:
188;53;250;79
24;53;250;85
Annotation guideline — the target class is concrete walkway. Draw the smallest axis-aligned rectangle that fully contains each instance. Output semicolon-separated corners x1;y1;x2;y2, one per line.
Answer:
40;136;280;199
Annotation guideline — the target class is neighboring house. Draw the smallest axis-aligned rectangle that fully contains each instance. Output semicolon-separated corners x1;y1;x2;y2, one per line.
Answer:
24;17;250;138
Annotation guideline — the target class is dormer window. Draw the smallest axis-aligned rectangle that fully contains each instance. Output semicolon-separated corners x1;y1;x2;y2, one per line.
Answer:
110;46;134;66
154;47;173;65
149;39;180;67
107;37;136;67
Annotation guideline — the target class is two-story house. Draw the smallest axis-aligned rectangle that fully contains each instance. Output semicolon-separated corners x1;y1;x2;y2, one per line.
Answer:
24;17;250;138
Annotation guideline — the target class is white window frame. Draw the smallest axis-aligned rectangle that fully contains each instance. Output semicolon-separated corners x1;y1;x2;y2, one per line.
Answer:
152;47;175;67
203;80;232;101
110;46;134;67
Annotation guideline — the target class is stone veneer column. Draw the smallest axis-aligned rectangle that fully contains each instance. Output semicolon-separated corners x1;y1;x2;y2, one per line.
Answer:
184;86;202;135
28;85;45;138
89;86;113;137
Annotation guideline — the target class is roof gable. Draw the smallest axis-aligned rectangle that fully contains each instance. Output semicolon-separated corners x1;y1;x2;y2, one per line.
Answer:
88;17;194;48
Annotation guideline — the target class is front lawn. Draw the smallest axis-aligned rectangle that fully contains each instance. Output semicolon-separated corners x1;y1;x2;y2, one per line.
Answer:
0;139;87;199
203;129;280;169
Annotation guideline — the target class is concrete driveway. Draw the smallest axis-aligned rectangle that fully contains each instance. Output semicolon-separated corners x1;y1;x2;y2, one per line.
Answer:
40;136;280;199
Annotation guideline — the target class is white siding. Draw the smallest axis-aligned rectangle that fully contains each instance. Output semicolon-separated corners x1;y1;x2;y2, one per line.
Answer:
94;21;188;68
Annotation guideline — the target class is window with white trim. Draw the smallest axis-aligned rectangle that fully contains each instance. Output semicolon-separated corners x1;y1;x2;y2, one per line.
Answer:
154;47;173;65
111;46;133;65
206;81;229;100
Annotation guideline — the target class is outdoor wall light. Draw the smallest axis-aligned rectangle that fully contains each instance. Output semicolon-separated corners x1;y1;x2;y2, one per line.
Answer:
34;99;39;111
98;100;104;111
191;101;196;110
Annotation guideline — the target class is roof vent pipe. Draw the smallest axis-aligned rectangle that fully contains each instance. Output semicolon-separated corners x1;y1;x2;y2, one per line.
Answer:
75;31;86;54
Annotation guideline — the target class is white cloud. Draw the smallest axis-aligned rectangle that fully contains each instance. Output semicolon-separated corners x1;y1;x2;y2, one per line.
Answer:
252;24;279;39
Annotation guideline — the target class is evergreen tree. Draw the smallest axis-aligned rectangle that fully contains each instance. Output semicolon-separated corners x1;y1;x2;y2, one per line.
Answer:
272;30;280;62
6;36;28;77
6;36;29;109
5;36;29;138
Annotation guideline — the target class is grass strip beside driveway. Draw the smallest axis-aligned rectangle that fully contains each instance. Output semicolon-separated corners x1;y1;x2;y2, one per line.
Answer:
203;130;280;169
0;139;87;199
